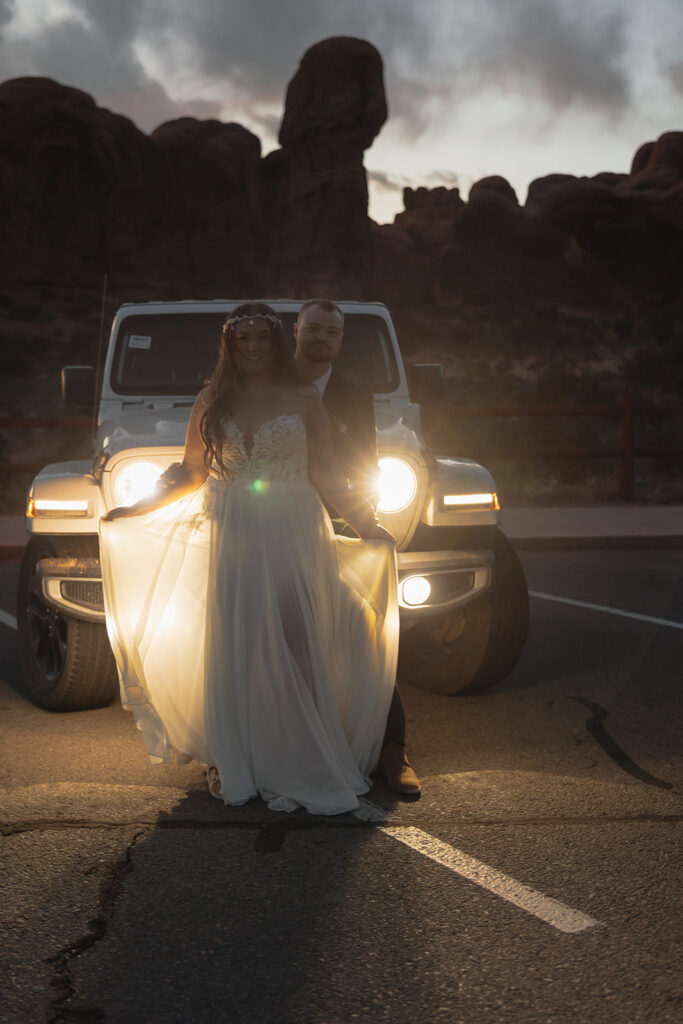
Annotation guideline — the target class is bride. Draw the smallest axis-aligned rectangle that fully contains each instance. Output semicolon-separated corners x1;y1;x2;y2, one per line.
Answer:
100;302;399;815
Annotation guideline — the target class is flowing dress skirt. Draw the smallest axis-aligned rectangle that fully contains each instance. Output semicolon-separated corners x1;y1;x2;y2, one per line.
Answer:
99;475;399;814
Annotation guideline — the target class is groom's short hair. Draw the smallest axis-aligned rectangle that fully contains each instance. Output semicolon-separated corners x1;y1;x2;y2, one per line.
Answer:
297;298;344;327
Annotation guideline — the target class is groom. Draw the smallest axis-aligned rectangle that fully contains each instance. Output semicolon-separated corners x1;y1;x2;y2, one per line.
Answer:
293;298;421;796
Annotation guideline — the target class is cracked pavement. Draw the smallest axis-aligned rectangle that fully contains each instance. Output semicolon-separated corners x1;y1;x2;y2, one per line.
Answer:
1;549;682;1023
1;826;143;1023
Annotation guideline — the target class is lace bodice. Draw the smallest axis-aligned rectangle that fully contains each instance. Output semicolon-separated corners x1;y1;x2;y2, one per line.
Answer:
215;412;308;483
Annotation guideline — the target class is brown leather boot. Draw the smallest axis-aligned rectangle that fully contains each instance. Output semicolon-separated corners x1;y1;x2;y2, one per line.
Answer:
378;743;421;795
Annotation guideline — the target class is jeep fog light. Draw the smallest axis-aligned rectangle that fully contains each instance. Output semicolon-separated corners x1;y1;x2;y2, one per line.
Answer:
115;461;163;506
377;457;417;514
400;576;431;607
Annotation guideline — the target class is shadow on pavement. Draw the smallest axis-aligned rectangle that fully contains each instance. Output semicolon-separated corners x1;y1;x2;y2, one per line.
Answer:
59;786;405;1023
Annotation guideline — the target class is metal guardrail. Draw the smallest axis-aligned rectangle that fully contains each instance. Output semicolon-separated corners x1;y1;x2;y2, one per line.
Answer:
1;397;682;500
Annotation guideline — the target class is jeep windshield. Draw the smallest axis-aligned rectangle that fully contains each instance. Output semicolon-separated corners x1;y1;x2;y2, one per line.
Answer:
112;312;399;395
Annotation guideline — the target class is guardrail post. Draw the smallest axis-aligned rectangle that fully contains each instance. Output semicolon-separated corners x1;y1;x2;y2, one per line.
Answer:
619;393;636;501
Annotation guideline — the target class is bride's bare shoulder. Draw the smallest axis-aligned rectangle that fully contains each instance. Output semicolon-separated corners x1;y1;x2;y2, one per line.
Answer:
186;387;212;435
190;386;212;416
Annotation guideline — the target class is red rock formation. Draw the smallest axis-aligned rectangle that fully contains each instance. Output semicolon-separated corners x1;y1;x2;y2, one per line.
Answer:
525;133;683;312
0;77;157;285
469;176;518;205
0;77;265;295
627;131;683;192
373;174;628;314
0;55;680;355
264;37;387;298
279;36;387;151
149;118;265;295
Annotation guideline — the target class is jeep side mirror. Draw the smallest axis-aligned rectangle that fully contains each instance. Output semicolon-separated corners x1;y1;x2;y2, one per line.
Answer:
407;363;444;405
61;366;95;406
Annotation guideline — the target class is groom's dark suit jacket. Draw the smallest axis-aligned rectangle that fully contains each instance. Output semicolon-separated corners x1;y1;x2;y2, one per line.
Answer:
321;368;378;507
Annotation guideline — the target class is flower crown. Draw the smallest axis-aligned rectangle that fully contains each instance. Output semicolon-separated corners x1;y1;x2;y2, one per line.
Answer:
225;311;282;328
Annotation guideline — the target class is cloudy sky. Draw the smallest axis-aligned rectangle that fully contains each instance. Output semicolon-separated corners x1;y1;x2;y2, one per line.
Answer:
1;0;681;221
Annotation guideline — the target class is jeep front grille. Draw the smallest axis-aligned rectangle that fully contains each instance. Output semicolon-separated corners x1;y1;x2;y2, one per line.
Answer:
59;579;105;612
442;571;475;600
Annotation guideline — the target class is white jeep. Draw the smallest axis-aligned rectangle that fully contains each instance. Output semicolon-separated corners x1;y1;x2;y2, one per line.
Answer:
17;299;528;710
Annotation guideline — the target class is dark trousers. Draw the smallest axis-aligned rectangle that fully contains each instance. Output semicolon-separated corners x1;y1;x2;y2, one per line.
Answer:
383;685;406;747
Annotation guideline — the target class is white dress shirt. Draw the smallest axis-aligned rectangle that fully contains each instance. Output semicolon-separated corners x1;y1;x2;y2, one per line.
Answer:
312;366;332;396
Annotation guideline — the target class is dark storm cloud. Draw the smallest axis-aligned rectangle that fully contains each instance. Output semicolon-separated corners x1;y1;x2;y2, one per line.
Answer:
0;0;222;129
0;0;14;30
148;0;430;99
75;0;142;46
0;0;641;135
24;16;147;98
0;0;435;133
482;1;629;111
0;0;143;88
145;0;632;128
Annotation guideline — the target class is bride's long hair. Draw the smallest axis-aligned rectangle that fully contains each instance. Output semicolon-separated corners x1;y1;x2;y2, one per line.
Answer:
200;301;297;479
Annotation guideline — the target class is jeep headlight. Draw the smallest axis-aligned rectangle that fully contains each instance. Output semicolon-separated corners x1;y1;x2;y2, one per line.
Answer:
115;461;164;507
377;457;417;514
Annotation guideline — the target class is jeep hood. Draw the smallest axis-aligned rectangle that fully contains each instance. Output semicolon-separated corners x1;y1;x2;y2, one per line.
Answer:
97;406;191;454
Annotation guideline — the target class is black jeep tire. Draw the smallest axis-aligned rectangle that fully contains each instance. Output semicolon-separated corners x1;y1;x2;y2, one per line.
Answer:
17;535;118;711
398;525;529;695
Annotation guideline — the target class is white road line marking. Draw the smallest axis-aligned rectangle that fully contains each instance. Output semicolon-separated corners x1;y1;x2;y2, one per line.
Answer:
354;801;600;934
529;591;683;630
0;609;17;630
382;826;601;934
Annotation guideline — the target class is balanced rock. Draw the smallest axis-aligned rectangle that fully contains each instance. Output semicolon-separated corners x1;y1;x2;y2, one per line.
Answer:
279;36;387;151
264;37;387;297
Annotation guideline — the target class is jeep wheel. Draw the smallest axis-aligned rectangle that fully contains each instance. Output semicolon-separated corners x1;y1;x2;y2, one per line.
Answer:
399;526;529;695
17;536;118;711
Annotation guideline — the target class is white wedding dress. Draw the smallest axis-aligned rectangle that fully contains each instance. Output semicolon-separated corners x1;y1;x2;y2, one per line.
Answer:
99;412;399;815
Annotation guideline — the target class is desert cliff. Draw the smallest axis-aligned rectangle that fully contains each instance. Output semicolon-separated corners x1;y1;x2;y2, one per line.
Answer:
0;36;681;504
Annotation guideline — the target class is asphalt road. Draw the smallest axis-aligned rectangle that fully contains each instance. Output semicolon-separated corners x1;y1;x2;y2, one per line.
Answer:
1;548;681;1024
